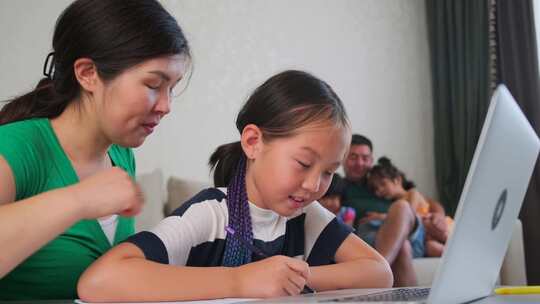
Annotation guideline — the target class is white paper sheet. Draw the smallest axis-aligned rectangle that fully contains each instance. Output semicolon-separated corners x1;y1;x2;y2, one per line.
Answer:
74;298;256;304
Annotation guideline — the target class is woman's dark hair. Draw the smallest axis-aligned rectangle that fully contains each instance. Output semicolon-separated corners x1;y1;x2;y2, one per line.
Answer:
0;0;190;125
210;70;350;267
368;156;416;190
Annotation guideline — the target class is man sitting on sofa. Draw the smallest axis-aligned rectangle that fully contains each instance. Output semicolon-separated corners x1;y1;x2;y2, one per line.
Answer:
342;134;447;286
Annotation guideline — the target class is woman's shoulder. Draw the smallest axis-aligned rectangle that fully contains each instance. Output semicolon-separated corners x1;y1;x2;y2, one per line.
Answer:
0;118;57;200
0;118;48;141
0;118;55;162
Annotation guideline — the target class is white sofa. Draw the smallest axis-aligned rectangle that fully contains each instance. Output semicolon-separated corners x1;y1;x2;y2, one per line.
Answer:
136;169;527;286
412;220;526;286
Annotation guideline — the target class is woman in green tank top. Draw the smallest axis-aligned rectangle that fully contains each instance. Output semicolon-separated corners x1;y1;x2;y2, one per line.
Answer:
0;0;191;300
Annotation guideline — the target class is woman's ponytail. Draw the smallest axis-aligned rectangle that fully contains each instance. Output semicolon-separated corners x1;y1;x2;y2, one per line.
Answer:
0;77;68;125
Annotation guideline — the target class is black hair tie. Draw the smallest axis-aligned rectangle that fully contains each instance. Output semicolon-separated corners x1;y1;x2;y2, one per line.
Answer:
43;52;55;80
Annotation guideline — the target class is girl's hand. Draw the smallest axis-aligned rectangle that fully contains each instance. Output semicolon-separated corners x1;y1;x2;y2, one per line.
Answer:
422;213;448;242
232;255;310;298
358;212;386;224
367;212;386;221
67;167;143;219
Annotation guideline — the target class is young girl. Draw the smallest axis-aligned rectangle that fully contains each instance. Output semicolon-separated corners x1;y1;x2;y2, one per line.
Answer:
78;70;393;302
367;157;453;257
0;0;190;300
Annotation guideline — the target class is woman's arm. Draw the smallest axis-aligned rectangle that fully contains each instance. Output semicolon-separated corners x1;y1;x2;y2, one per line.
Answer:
0;157;141;278
308;233;393;290
78;242;312;302
357;211;387;225
426;196;445;215
0;157;85;277
423;196;449;242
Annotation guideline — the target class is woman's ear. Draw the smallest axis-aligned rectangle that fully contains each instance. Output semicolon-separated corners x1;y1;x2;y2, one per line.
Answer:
240;124;263;160
73;58;101;93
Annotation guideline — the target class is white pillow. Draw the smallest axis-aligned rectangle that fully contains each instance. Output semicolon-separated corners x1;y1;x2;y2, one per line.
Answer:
165;176;210;215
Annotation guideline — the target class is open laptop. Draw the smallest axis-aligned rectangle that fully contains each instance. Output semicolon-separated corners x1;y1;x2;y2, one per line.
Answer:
248;84;540;304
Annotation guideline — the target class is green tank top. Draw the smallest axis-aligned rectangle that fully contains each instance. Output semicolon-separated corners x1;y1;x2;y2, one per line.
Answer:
0;118;136;300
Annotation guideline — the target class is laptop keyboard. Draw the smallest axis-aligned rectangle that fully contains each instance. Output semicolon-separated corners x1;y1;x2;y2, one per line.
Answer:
321;288;431;302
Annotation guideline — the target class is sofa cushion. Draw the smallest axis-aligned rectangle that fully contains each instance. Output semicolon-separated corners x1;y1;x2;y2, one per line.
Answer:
412;257;440;286
135;169;165;232
165;176;210;215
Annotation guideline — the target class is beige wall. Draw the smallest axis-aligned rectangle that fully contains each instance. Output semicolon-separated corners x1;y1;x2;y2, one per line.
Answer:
0;0;437;198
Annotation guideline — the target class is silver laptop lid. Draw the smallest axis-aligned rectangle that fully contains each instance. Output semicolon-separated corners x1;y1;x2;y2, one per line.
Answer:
428;84;540;304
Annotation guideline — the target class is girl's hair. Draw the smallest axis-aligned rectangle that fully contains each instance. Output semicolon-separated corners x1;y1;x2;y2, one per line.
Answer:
210;70;349;267
0;0;190;125
368;156;416;190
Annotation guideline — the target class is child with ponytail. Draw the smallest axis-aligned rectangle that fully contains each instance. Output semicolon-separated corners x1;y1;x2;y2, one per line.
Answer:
78;70;393;302
367;157;453;257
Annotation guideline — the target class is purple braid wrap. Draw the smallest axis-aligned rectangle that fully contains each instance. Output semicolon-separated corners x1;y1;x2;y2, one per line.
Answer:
222;155;254;267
